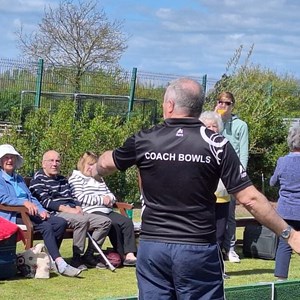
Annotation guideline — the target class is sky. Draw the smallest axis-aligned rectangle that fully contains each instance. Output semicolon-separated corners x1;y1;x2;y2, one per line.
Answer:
1;0;300;84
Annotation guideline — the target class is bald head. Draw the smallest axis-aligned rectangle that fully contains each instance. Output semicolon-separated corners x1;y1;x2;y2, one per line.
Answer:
163;77;204;119
42;150;61;177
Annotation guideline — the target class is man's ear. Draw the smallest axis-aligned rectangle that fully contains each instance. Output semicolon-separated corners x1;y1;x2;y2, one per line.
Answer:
167;99;175;113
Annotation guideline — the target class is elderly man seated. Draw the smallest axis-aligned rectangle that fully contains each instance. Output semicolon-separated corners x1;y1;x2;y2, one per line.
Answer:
29;150;112;270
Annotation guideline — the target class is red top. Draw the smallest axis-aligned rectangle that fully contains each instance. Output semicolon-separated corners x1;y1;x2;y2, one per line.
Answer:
0;217;25;244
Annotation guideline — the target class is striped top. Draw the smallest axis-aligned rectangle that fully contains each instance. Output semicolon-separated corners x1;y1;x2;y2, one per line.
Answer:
29;169;80;213
68;170;116;214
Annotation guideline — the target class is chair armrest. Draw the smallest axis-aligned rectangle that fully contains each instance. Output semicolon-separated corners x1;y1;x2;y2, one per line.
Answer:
114;202;134;217
0;204;34;249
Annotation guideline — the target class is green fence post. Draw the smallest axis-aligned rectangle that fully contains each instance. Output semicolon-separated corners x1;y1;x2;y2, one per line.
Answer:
267;82;273;104
128;67;137;121
34;58;44;109
202;74;207;94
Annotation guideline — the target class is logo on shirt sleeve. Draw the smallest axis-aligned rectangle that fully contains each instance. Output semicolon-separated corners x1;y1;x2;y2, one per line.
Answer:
240;165;247;178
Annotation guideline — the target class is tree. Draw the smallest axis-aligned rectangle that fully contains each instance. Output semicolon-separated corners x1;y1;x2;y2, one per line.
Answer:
206;63;300;199
16;0;128;91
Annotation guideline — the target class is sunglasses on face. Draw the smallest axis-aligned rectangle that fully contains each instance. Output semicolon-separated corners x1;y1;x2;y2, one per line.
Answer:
217;100;233;106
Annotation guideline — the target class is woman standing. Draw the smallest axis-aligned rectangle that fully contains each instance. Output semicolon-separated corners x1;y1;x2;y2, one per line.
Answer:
270;125;300;280
69;151;137;266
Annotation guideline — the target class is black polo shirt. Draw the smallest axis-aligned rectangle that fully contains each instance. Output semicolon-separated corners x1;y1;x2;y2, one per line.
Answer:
113;118;252;244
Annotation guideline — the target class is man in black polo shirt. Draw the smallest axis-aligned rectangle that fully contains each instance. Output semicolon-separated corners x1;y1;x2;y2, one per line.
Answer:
93;77;300;300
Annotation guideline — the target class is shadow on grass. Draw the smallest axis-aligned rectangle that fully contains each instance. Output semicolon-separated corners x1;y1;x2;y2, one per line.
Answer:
228;268;274;276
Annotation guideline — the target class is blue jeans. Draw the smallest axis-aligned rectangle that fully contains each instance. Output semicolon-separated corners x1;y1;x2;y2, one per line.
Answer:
136;240;224;300
274;219;300;278
30;215;67;260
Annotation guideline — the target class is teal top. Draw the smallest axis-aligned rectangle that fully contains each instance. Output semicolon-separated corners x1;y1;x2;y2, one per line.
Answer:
222;114;249;169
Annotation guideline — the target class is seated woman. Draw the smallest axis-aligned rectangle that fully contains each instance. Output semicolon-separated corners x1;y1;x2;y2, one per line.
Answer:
0;144;82;277
69;151;137;266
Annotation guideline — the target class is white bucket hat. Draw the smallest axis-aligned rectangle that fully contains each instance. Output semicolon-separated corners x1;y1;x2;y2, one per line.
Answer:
0;144;24;169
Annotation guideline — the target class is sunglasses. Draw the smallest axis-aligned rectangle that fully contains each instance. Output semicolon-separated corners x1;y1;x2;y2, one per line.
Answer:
217;100;233;106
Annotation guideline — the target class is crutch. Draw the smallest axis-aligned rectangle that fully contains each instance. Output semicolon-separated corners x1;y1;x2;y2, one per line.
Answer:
86;232;116;272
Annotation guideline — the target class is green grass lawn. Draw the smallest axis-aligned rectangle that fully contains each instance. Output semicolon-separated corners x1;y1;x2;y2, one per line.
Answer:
1;207;300;300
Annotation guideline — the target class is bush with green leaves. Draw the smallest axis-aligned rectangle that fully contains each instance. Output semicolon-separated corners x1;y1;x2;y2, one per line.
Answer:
205;65;298;199
0;100;152;203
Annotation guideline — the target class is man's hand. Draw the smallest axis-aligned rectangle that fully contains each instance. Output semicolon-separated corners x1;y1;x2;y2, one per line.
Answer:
24;201;38;216
95;151;117;177
59;205;83;214
288;230;300;254
39;211;50;220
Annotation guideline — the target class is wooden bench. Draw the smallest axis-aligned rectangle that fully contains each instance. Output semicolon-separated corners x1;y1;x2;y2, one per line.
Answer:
0;204;257;249
0;175;137;249
0;202;134;250
236;217;259;228
0;175;258;249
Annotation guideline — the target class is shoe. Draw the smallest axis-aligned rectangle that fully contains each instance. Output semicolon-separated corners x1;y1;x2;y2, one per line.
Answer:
123;259;136;266
95;261;107;270
228;250;240;263
59;264;82;277
70;257;88;271
276;277;287;282
83;255;107;269
50;258;58;272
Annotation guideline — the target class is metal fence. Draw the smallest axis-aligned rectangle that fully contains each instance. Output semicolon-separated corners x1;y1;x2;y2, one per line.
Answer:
0;58;208;124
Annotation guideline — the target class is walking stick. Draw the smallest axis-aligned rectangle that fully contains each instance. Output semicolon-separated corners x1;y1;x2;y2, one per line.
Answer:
86;232;116;272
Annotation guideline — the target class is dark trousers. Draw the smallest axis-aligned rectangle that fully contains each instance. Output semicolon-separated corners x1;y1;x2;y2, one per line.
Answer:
215;202;230;249
93;211;137;258
137;240;224;300
275;219;300;278
17;215;67;260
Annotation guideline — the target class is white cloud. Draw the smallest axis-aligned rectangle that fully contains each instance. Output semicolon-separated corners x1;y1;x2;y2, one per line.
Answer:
0;0;49;13
0;0;300;80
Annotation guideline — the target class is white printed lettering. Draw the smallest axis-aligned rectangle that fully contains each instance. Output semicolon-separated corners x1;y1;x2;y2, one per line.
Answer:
145;152;211;163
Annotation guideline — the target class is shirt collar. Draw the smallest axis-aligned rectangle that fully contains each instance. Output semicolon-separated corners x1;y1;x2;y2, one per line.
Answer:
164;118;202;127
1;169;16;182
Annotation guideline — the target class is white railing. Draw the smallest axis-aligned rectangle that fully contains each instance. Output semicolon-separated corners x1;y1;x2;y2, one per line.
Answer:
0;121;22;136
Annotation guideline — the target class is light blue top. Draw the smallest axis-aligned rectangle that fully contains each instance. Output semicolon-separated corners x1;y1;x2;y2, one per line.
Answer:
0;169;46;223
270;152;300;221
222;114;249;169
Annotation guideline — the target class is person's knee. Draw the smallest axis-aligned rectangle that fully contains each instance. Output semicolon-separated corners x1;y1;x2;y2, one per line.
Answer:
54;217;68;229
38;220;55;235
75;215;90;228
89;215;112;229
101;217;112;229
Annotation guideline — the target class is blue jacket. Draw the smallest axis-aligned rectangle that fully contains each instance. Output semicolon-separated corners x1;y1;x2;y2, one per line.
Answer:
270;152;300;221
0;169;46;223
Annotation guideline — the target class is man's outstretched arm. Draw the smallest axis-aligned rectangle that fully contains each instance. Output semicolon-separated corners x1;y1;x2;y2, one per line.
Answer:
95;150;117;177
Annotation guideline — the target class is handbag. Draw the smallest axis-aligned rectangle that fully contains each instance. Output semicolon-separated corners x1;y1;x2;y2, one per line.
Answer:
17;243;51;278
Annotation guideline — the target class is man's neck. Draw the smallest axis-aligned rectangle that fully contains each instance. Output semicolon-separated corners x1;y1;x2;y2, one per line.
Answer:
42;169;57;178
